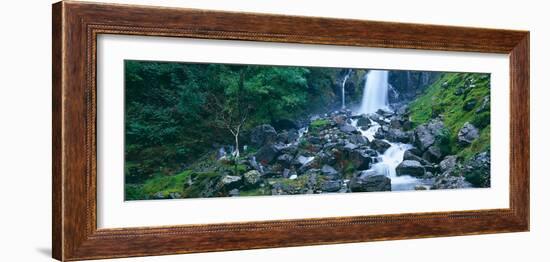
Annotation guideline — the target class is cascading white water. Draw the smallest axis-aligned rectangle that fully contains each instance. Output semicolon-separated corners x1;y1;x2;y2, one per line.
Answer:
341;70;352;109
358;70;389;114
371;143;421;190
350;69;426;191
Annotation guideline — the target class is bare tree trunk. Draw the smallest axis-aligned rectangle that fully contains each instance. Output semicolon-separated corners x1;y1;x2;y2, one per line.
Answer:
233;133;240;158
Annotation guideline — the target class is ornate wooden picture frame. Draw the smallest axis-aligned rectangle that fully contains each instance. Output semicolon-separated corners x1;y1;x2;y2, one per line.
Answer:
52;1;529;261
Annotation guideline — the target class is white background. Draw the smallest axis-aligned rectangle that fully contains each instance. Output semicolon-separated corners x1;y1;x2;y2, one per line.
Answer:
0;0;546;261
97;35;509;228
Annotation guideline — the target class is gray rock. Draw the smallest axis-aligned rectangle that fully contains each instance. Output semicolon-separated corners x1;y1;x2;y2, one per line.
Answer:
321;165;339;178
349;134;367;145
308;136;322;144
153;192;165;199
276;154;294;167
344;143;358;151
349;150;372;170
228;189;240;197
282;168;291;178
281;143;298;155
298;158;319;174
349;170;391;192
413;119;445;151
317;151;337;166
370;139;391;153
387;129;411;143
376;109;394;118
403;150;430;165
339;124;357;133
356;115;371;127
219;175;243;190
332;114;347;125
396;160;426;177
414;185;428;190
169;192;182;199
243;170;262;186
422;145;443;163
296;155;314;165
463;151;490;187
250;124;277;147
439;155;458;173
389;118;402;129
476;96;490;114
432;174;471;189
255;145;281;165
321;180;342;192
458;122;480;146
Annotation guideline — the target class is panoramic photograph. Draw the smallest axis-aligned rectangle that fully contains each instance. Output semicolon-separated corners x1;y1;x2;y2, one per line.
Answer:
124;60;491;200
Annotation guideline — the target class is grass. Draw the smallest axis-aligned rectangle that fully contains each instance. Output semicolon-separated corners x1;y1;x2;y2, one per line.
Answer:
408;72;491;160
309;119;330;134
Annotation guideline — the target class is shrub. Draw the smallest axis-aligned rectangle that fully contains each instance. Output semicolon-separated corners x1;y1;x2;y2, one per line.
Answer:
471;112;490;129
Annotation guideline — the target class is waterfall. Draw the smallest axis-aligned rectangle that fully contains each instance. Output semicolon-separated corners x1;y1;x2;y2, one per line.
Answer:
358;70;389;114
371;143;421;191
341;69;352;109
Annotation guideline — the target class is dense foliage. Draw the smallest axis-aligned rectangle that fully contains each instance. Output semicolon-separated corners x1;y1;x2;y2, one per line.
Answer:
124;61;345;185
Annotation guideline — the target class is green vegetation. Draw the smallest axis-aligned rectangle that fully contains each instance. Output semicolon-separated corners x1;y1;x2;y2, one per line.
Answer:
125;61;343;185
309;119;330;134
409;72;490;160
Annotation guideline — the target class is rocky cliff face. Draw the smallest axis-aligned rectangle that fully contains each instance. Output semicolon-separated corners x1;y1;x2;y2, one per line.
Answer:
388;71;440;103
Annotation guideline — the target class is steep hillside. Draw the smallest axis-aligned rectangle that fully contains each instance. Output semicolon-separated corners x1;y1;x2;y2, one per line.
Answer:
408;72;490;160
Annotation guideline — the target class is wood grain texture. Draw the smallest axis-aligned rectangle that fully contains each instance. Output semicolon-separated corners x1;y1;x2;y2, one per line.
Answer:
52;1;530;261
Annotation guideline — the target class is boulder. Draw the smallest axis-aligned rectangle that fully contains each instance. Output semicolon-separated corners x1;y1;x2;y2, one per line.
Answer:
280;143;298;155
296;155;314;166
317;151;337;166
458;122;480;146
403;150;430;165
387;128;411;143
332;114;347;125
422;145;443;163
349;134;367;145
349;170;391;192
250;124;277;147
228;189;240;197
219;175;243;191
413;119;444;151
308;136;322;144
370;139;391;153
339;124;357;133
389;118;402;129
376;108;394;118
356;115;371;127
243;170;262;186
414;185;428;190
343;143;358;151
396;160;426;177
276;154;294;167
463;151;490;187
298;158;319;174
321;165;339;178
286;129;299;142
321;180;342;192
439;155;458;173
432;174;471;189
349;150;372;170
255;145;281;165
